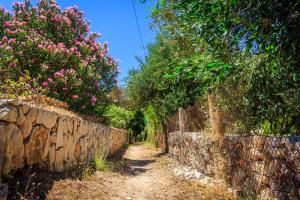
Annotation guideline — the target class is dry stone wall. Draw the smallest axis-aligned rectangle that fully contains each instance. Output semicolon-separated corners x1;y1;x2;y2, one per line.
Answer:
169;131;300;200
0;99;127;180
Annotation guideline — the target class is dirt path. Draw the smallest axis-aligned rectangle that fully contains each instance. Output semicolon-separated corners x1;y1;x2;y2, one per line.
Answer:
44;144;233;200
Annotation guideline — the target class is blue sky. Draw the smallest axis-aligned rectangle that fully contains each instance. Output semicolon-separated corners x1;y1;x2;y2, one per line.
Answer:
0;0;157;85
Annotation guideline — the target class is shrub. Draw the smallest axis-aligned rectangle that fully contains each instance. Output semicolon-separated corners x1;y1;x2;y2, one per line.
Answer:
105;105;134;129
0;0;119;116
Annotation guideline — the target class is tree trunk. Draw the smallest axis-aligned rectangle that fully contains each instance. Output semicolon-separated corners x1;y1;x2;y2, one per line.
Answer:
178;107;185;133
208;92;224;142
162;120;169;153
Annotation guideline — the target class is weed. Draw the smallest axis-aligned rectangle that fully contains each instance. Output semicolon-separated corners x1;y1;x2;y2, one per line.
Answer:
79;164;95;180
93;154;107;171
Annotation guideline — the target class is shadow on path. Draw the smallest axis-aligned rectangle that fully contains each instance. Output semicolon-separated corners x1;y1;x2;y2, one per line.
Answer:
6;166;66;200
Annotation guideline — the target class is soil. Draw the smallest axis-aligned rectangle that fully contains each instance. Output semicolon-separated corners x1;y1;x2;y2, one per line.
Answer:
8;144;233;200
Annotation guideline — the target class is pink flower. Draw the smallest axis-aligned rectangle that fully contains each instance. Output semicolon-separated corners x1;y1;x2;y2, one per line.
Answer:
57;42;65;49
72;95;79;99
4;21;12;27
8;38;15;45
39;15;46;20
63;16;71;26
53;14;61;23
50;0;57;5
91;95;97;106
54;69;65;77
12;2;20;7
82;60;88;67
9;61;16;68
47;78;53;82
42;81;49;87
114;78;118;84
2;36;7;42
39;8;46;14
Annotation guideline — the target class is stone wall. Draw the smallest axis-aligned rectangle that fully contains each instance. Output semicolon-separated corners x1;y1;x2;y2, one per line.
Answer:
0;99;127;180
169;131;300;200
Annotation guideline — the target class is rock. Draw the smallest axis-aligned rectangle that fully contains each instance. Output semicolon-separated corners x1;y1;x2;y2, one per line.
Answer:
21;104;31;115
0;106;18;123
49;143;56;171
36;110;58;130
0;184;8;200
1;123;24;175
0;99;128;177
22;108;39;139
74;143;81;161
56;117;68;149
55;147;65;172
24;126;50;165
16;108;25;126
66;118;74;134
0;99;18;107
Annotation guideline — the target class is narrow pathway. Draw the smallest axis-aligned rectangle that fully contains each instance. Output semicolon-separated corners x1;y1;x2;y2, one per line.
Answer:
46;144;233;200
109;144;183;200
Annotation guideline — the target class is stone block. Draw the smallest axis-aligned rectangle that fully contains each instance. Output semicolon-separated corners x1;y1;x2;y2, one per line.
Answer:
36;110;58;130
0;99;18;107
55;147;64;172
24;126;50;165
1;123;24;175
21;104;31;115
0;106;18;123
22;108;39;139
56;117;67;148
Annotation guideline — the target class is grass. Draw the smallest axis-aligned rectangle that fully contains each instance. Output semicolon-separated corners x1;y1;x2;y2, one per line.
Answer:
142;141;156;149
93;154;107;171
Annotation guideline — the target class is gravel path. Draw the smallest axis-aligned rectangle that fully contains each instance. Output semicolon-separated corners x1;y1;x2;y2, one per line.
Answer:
45;144;233;200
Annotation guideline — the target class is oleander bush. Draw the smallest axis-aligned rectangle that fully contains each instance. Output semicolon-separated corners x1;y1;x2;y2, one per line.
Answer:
0;0;119;116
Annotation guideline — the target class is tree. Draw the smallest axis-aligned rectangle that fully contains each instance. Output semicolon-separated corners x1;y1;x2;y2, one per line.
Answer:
0;0;119;117
134;0;300;135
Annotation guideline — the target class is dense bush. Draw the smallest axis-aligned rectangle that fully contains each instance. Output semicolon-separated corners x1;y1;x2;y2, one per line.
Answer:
105;105;146;141
0;0;119;116
105;105;134;129
128;0;300;136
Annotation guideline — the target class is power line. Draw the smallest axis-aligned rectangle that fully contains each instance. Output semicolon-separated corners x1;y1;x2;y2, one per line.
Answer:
131;0;147;57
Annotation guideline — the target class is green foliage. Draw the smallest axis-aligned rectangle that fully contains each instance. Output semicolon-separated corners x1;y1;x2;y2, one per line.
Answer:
93;154;107;171
143;105;162;144
105;105;146;141
0;71;44;98
132;0;300;135
128;110;146;141
126;35;205;121
105;105;134;129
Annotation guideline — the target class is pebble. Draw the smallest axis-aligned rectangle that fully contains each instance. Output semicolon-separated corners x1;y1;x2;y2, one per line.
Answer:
171;163;223;187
